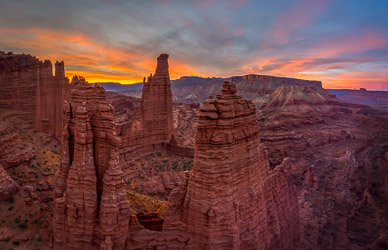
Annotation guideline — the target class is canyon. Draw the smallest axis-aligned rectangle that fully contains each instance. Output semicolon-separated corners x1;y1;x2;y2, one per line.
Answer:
0;52;387;249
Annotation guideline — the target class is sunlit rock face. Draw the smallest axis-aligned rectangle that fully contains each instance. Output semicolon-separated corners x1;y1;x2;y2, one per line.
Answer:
118;54;174;160
0;51;70;137
141;54;174;144
52;79;130;250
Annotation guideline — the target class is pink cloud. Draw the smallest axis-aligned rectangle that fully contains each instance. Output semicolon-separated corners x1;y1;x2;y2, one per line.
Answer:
267;0;331;44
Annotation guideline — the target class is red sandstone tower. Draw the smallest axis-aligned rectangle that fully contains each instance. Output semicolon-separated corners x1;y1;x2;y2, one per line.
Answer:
141;54;174;143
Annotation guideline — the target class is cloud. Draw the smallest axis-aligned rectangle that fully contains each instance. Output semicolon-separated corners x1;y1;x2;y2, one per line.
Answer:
266;0;331;45
0;0;386;89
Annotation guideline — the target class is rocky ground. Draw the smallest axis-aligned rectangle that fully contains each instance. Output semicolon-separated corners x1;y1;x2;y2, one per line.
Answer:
122;150;193;201
0;110;60;249
172;103;198;148
257;106;388;249
1;86;387;248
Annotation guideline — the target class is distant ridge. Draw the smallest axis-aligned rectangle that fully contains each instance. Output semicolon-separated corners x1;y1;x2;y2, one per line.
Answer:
327;88;388;107
95;82;143;91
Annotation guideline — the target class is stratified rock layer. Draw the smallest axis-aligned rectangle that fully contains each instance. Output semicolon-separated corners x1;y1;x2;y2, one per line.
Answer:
162;81;271;249
119;54;174;158
53;79;130;249
0;51;70;136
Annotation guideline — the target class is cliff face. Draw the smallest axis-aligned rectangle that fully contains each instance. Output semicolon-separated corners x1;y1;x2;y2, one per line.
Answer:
263;85;341;112
0;51;70;137
53;79;130;249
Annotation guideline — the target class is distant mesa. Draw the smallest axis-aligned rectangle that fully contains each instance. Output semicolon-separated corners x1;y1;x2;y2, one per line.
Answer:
327;88;388;107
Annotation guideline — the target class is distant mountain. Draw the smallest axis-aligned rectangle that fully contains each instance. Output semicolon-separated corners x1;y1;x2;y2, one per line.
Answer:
95;82;143;91
170;74;325;104
97;77;388;108
328;88;388;107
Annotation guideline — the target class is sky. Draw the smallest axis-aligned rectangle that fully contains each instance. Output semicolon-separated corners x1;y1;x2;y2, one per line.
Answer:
0;0;387;89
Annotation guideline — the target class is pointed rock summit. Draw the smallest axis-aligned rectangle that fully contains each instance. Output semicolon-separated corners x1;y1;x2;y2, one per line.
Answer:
141;53;174;142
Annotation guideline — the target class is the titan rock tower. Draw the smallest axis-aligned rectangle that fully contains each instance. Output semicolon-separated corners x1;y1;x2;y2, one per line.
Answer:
53;79;130;249
141;54;174;145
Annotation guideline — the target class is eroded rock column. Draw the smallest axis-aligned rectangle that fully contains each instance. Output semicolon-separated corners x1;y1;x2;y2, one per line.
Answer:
164;81;270;249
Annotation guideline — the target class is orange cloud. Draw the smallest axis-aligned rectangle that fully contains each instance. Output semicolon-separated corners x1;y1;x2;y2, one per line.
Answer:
1;27;386;89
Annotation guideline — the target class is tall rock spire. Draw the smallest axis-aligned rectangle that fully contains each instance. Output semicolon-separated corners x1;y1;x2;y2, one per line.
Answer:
141;54;174;143
53;80;130;249
163;80;270;249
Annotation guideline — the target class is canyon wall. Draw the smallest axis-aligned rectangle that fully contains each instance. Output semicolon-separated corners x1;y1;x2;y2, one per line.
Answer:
0;51;70;137
53;79;131;249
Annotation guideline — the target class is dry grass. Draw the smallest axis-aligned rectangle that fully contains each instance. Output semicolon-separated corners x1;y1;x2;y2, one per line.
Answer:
126;190;168;218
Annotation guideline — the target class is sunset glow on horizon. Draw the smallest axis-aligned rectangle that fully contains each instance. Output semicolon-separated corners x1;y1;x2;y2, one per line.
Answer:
1;0;387;89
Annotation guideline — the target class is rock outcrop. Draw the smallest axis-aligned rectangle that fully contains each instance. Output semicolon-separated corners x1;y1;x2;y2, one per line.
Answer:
0;51;70;137
53;78;130;249
161;81;271;249
263;85;340;112
119;54;174;159
0;164;19;200
141;54;174;143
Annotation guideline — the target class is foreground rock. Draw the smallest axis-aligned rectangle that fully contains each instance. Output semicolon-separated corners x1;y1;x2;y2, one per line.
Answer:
0;165;19;200
162;81;271;248
52;78;131;249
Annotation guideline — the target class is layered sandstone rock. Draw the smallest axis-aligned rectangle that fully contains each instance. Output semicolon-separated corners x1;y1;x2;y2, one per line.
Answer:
119;54;174;158
263;85;339;112
162;81;271;249
142;54;174;142
53;79;130;249
0;51;70;137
